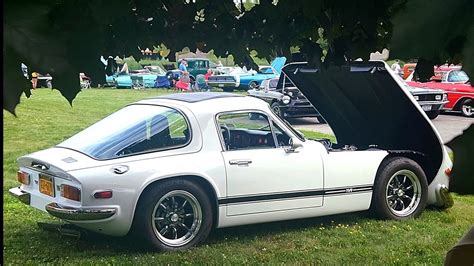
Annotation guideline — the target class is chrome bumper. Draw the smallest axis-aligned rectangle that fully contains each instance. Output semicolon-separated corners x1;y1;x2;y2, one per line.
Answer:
9;187;31;205
438;184;454;209
46;203;117;221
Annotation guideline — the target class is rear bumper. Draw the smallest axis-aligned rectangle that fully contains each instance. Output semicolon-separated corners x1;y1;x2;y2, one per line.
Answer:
9;187;117;221
45;203;117;221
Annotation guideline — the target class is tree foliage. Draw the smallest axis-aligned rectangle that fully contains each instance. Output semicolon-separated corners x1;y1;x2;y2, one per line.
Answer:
4;0;473;114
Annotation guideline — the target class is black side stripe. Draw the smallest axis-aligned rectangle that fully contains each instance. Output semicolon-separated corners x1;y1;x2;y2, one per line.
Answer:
218;185;372;205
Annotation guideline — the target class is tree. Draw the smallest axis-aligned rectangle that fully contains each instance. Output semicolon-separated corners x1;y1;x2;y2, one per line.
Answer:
4;0;473;114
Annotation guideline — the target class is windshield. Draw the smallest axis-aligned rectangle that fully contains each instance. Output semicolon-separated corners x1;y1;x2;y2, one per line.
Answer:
58;104;190;160
259;67;274;74
269;79;279;89
447;70;469;83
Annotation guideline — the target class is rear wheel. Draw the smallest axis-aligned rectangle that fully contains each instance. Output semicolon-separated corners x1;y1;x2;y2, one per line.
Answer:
134;179;213;251
460;99;473;117
371;157;428;220
248;81;258;90
426;110;440;120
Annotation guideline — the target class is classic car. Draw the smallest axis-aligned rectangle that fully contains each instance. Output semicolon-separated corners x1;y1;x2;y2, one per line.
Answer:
394;75;448;120
114;66;171;89
406;66;473;117
247;77;326;123
9;61;453;252
177;58;213;81
35;73;53;88
208;57;286;92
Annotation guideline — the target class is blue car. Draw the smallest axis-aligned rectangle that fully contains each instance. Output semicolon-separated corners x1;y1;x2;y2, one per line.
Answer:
207;57;286;92
107;65;171;89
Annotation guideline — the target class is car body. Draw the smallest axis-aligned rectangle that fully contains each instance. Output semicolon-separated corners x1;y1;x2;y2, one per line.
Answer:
406;67;473;117
247;77;325;123
113;66;171;89
208;57;286;92
394;76;448;120
9;61;453;251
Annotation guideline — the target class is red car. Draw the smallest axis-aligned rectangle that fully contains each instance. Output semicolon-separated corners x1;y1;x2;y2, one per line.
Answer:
407;66;473;117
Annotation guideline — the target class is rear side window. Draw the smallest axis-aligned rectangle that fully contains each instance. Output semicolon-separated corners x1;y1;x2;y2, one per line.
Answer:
59;105;191;160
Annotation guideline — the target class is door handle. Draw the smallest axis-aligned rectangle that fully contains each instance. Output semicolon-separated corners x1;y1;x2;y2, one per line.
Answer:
229;159;252;166
112;165;129;174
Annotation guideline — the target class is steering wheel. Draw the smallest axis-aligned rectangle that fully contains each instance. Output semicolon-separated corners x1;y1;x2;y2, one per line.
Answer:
220;124;231;149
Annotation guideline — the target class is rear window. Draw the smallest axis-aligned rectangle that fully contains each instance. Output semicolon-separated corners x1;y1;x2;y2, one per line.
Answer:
58;105;191;160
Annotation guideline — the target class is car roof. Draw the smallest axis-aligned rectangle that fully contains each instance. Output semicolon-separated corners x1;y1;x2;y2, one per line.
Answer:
150;92;241;103
135;92;268;113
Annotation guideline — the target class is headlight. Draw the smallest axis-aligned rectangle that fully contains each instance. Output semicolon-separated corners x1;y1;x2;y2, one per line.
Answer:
413;95;419;101
288;91;293;97
443;93;448;101
435;95;442;101
282;95;291;104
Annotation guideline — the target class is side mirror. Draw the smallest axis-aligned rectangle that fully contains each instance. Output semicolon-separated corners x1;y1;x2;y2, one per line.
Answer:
284;137;303;153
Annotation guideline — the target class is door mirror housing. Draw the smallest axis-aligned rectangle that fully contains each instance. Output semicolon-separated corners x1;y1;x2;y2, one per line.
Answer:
284;137;303;153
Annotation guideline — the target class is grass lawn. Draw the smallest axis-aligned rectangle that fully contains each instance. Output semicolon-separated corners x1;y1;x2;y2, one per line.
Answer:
4;88;473;264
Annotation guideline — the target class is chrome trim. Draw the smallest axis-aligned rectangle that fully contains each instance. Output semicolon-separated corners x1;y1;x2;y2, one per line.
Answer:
9;187;31;205
417;101;449;105
45;203;116;221
438;184;454;209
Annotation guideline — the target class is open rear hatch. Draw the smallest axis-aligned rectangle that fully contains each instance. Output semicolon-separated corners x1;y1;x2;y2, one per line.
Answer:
281;61;443;179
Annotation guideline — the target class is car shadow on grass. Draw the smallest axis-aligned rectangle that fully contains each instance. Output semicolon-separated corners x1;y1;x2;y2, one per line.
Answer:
35;211;371;255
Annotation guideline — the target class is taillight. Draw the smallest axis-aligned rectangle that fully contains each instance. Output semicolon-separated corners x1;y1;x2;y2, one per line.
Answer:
17;171;30;185
60;184;81;201
445;168;452;177
93;190;113;199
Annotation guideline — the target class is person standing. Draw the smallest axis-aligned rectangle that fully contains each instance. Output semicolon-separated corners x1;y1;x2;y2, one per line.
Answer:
179;59;188;74
31;71;38;89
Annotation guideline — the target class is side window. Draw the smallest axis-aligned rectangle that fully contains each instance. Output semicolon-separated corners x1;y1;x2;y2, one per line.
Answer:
217;112;276;151
118;110;190;156
272;121;291;147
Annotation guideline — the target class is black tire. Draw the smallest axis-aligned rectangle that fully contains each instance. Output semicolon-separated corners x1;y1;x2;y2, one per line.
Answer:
371;157;428;220
316;116;327;124
426;110;440;120
223;87;234;92
271;102;283;118
134;179;213;251
46;80;52;89
460;98;473;117
248;81;258;90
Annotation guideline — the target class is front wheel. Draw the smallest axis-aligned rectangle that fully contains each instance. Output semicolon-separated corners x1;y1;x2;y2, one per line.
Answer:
46;80;52;89
134;179;213;251
460;99;473;117
371;157;428;220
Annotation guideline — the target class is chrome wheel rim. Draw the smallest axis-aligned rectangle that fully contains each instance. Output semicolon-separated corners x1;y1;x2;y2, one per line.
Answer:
462;104;473;116
152;190;202;247
385;170;421;217
249;82;257;89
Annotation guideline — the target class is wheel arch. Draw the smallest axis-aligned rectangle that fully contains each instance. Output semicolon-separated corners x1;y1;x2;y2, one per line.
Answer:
452;96;473;111
132;174;220;229
382;151;437;185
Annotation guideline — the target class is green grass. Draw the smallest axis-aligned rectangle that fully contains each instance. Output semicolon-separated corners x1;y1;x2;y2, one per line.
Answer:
4;89;473;264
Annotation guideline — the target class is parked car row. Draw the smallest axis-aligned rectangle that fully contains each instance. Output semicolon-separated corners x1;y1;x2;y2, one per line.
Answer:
405;64;473;117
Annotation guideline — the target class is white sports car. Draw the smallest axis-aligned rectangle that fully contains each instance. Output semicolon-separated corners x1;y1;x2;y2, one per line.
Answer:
9;61;453;251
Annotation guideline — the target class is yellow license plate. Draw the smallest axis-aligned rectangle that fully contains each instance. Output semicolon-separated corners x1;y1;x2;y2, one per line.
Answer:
39;175;55;197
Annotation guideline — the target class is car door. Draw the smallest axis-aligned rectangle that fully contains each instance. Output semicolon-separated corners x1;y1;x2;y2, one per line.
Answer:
217;111;324;216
